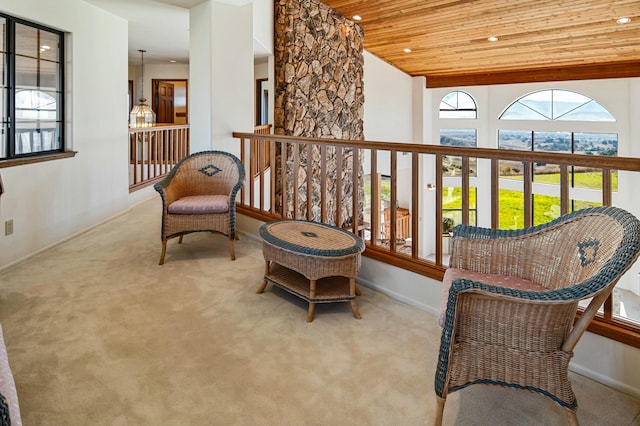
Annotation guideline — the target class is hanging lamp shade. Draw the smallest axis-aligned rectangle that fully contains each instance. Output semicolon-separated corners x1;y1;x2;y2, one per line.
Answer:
129;49;156;128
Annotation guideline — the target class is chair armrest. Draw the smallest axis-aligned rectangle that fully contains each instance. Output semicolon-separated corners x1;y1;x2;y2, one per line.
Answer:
440;270;617;332
154;178;181;207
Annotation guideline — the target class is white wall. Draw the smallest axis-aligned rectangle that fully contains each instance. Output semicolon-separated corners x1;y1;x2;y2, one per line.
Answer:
189;1;254;155
188;1;213;152
252;0;273;55
362;51;415;210
0;0;130;269
363;51;413;143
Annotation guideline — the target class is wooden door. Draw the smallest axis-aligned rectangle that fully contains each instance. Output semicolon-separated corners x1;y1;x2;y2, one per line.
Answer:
155;81;174;123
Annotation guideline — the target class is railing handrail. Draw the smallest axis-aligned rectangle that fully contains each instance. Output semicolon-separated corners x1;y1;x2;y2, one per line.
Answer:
129;124;190;133
232;131;640;171
129;125;190;191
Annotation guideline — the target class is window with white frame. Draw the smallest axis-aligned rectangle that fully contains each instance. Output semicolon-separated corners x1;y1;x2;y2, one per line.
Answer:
439;90;478;229
498;89;618;229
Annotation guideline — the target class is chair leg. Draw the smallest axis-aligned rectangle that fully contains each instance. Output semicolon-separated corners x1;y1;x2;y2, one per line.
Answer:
229;237;236;260
434;396;446;426
566;409;579;426
178;235;184;244
159;239;167;265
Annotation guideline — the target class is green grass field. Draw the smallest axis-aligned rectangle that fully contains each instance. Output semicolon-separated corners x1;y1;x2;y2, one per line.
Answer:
364;171;613;231
443;171;615;229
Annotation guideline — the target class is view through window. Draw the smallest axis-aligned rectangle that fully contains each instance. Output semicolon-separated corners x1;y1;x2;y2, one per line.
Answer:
0;14;63;159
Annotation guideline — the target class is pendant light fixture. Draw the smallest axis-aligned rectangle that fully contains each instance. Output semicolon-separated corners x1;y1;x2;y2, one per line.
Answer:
129;49;156;128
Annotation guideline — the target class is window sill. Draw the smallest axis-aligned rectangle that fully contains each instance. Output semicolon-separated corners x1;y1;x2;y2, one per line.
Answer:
0;151;77;168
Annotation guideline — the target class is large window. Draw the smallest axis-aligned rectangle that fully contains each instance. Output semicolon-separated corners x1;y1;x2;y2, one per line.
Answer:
0;14;63;159
498;90;617;228
439;90;478;230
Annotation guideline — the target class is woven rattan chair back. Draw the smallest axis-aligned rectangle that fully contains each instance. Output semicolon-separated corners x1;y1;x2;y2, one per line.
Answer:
154;150;245;265
434;206;640;426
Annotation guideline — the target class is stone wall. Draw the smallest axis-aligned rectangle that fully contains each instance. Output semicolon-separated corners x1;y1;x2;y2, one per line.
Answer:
274;0;365;226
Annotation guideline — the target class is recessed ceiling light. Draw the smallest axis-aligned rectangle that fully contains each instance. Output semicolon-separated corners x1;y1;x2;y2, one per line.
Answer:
617;17;631;24
41;45;50;50
403;48;412;53
488;36;499;42
352;15;362;21
169;60;177;63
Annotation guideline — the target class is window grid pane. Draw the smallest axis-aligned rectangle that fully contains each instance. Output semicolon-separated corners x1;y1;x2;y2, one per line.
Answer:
3;16;64;159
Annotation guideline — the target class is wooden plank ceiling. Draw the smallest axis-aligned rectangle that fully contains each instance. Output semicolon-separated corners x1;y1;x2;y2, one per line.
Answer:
322;0;640;87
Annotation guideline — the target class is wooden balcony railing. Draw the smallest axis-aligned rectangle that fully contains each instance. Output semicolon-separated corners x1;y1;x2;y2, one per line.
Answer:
129;125;190;192
233;130;640;348
251;124;272;178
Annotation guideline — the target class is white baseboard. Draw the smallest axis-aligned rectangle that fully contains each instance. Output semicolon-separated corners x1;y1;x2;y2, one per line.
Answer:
569;360;640;399
355;275;439;316
0;207;133;274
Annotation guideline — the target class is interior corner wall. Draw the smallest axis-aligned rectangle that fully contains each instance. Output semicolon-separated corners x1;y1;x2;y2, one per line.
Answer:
362;50;413;143
189;1;254;155
189;1;213;153
253;0;273;54
0;0;130;270
211;2;254;156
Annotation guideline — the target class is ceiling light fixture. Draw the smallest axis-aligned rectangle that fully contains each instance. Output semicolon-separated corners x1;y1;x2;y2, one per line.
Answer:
617;17;631;24
129;49;156;128
169;60;177;63
352;15;362;21
488;36;499;42
404;48;412;53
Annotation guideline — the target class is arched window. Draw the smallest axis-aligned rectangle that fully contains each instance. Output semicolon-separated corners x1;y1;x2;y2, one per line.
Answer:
500;89;614;121
16;89;57;120
439;91;477;118
497;89;617;229
439;91;478;230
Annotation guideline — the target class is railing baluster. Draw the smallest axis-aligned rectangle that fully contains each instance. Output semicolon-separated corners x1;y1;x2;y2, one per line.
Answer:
560;165;569;215
336;146;343;228
491;159;499;229
281;141;288;219
411;152;419;258
390;149;397;252
240;136;246;204
307;143;312;220
371;149;379;246
461;156;470;225
436;154;444;265
320;145;327;223
128;125;190;192
523;160;532;227
603;167;612;206
293;142;300;219
270;140;276;214
352;146;359;235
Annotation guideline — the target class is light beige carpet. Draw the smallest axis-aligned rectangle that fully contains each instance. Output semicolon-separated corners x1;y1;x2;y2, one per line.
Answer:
0;197;639;425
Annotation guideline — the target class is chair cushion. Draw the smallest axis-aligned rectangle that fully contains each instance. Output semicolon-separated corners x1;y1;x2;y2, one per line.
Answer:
438;268;546;327
168;195;229;215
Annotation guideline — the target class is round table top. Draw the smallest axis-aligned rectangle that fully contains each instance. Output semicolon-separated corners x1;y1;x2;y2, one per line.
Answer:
260;220;365;257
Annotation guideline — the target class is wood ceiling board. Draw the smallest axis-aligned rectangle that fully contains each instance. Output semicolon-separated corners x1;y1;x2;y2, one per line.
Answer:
323;0;640;84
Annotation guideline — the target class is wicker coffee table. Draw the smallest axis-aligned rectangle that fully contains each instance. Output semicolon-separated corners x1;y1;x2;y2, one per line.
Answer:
257;220;365;322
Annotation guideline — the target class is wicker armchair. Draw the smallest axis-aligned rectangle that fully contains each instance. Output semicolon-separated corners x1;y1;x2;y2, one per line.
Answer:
434;206;640;426
154;150;245;265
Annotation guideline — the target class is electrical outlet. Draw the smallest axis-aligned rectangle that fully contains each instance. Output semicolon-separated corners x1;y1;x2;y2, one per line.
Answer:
5;219;13;236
